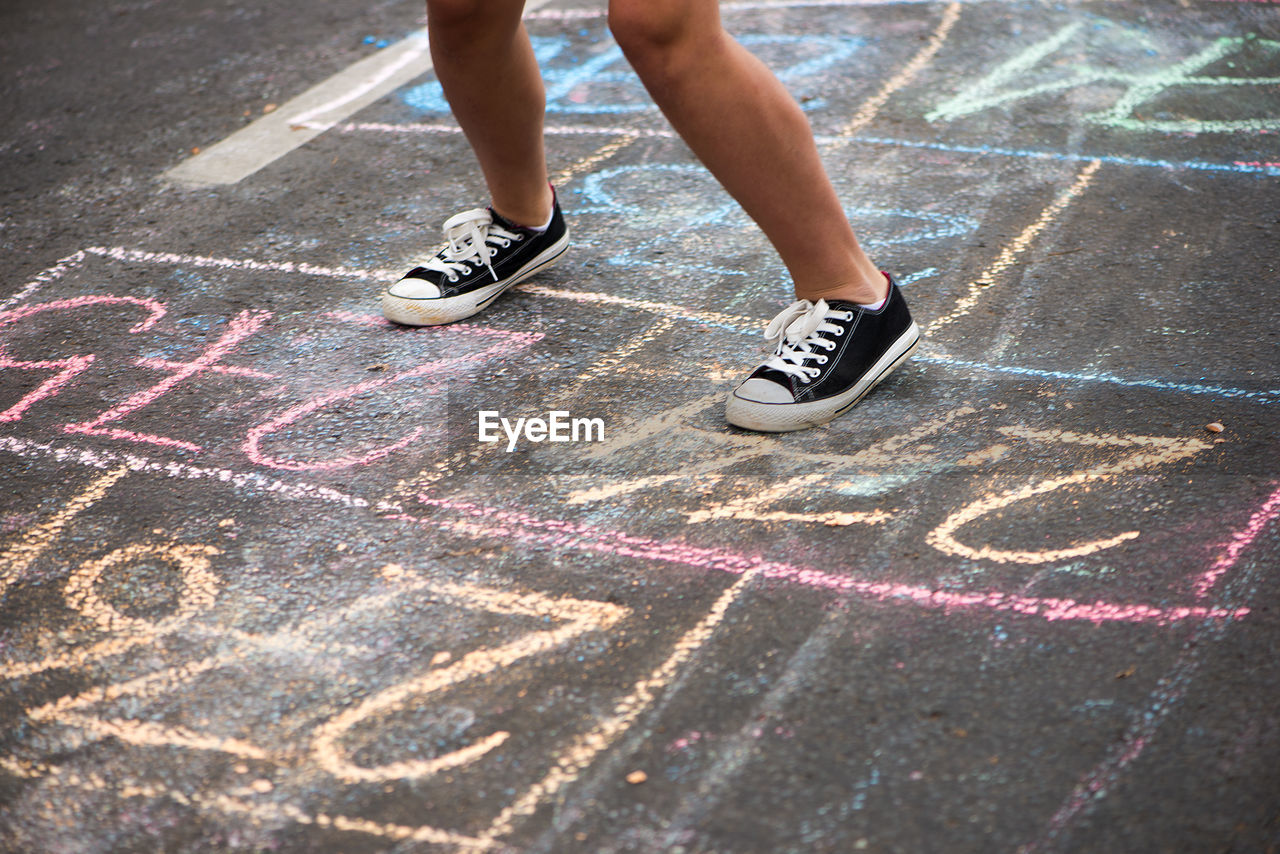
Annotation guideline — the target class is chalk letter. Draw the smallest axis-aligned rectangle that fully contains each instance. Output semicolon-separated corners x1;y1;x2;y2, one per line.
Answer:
65;309;270;452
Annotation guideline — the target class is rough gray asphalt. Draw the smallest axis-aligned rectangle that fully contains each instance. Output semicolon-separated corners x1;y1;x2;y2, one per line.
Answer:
2;0;1279;851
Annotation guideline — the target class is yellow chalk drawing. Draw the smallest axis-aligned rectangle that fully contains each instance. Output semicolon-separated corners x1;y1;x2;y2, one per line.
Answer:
574;404;977;525
927;427;1211;564
13;564;641;847
481;568;757;843
54;773;496;850
685;471;892;526
310;578;628;783
836;1;963;138
562;315;676;400
0;464;131;599
63;542;220;633
927;159;1101;338
551;133;639;188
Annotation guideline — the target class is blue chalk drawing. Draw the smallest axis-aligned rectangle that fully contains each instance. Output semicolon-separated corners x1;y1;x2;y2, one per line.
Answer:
832;135;1280;177
917;355;1280;404
572;164;978;279
898;267;939;287
403;34;864;116
928;20;1280;134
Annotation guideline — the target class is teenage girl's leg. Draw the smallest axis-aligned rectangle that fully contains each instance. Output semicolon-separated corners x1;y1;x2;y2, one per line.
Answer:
425;0;554;227
608;0;886;305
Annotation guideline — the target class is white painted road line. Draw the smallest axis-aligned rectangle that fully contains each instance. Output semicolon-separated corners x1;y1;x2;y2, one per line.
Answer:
163;0;554;188
164;31;432;188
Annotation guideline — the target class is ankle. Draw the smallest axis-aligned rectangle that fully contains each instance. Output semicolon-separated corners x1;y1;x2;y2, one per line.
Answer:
491;184;555;231
796;270;889;307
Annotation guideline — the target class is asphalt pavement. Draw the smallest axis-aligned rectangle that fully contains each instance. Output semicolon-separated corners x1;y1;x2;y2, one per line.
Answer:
1;0;1278;851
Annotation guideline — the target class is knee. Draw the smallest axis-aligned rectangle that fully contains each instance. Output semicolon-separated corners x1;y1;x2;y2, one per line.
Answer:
608;0;699;70
426;0;489;31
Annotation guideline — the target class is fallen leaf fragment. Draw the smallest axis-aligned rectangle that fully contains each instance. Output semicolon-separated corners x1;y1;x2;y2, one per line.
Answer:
1116;665;1136;679
1205;422;1224;433
625;770;647;785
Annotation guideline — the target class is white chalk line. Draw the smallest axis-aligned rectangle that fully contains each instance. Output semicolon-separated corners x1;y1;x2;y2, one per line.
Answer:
7;245;1273;406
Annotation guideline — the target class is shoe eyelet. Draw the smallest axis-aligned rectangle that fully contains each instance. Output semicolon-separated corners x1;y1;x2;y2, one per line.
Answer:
446;275;458;283
843;311;855;321
834;328;845;336
499;239;511;247
817;356;828;364
515;234;525;242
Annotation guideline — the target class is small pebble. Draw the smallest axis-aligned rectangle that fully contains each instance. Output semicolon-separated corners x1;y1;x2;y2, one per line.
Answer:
1205;422;1224;433
251;779;273;793
625;770;647;785
263;103;278;114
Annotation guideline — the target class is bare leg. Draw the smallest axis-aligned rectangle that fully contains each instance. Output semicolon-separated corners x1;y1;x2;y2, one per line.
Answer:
426;0;554;227
609;0;886;305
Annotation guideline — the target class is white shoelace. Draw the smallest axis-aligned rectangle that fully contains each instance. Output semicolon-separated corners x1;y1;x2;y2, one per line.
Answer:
422;208;522;283
760;298;854;384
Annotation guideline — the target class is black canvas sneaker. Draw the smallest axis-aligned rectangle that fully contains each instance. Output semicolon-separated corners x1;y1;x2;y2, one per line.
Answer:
725;275;919;432
382;198;569;326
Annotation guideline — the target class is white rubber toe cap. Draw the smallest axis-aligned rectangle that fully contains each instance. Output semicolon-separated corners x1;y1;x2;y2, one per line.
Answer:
386;277;442;300
733;377;795;404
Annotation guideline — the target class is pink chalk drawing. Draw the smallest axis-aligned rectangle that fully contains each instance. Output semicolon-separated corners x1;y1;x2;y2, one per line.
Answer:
1191;485;1280;598
133;357;277;381
0;295;166;337
400;494;1250;627
321;310;396;328
62;309;271;452
0;295;167;423
666;731;710;754
244;327;542;471
0;354;96;423
1019;482;1280;853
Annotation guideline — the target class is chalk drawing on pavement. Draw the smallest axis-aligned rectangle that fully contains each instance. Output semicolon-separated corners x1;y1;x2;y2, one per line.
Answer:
928;21;1280;134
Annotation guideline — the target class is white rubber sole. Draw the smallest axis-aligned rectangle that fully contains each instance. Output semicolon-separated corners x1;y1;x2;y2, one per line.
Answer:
381;230;570;326
724;322;920;432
